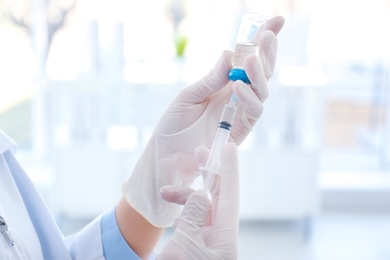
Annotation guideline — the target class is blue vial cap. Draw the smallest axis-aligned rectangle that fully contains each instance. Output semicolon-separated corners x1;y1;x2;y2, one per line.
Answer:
228;68;251;84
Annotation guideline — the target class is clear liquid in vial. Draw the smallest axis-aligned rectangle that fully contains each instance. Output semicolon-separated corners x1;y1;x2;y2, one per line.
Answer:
231;42;259;69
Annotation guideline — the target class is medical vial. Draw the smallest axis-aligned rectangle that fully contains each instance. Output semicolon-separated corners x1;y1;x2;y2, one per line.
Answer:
228;12;267;84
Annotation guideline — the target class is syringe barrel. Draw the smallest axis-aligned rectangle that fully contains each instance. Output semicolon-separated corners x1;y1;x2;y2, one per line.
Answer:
202;102;237;191
205;127;231;173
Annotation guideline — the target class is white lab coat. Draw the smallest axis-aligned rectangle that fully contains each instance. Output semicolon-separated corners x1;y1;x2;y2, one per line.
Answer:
0;130;105;260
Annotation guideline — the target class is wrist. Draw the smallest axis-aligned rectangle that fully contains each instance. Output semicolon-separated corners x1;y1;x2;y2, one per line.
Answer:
116;197;164;259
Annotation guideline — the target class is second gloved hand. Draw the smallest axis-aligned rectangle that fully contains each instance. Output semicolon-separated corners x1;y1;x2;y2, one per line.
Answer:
123;16;285;227
157;143;240;260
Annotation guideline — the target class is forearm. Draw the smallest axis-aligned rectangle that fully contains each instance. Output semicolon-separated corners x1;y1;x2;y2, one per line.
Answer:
115;197;164;259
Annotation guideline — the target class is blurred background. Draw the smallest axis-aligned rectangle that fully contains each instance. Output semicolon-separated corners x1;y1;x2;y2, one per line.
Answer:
1;0;390;259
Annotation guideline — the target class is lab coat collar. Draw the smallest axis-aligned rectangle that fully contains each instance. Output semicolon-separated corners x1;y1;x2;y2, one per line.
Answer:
0;130;17;154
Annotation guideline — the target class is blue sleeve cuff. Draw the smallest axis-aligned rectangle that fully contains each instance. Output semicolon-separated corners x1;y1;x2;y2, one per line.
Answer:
101;207;141;260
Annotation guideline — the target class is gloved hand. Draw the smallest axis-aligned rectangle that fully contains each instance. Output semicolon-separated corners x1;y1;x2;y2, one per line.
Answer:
123;16;285;227
157;142;240;260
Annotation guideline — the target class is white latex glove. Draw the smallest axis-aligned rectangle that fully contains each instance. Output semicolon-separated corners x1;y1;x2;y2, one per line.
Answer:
123;16;285;227
157;142;240;260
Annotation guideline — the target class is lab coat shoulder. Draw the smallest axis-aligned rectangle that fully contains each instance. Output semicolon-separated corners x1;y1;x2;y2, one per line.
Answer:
0;130;106;259
0;130;142;259
65;215;105;260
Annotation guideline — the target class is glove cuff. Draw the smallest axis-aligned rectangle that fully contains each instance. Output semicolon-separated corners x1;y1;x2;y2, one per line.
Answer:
122;139;182;228
122;179;182;228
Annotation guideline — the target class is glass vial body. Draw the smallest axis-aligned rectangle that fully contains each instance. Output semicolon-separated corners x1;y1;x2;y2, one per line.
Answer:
228;12;267;84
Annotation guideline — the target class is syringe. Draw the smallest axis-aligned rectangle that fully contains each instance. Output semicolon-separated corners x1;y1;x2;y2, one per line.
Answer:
201;12;267;193
201;94;238;192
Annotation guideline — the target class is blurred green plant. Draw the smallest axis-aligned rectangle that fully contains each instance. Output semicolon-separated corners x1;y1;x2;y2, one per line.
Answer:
165;0;188;58
175;34;188;58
